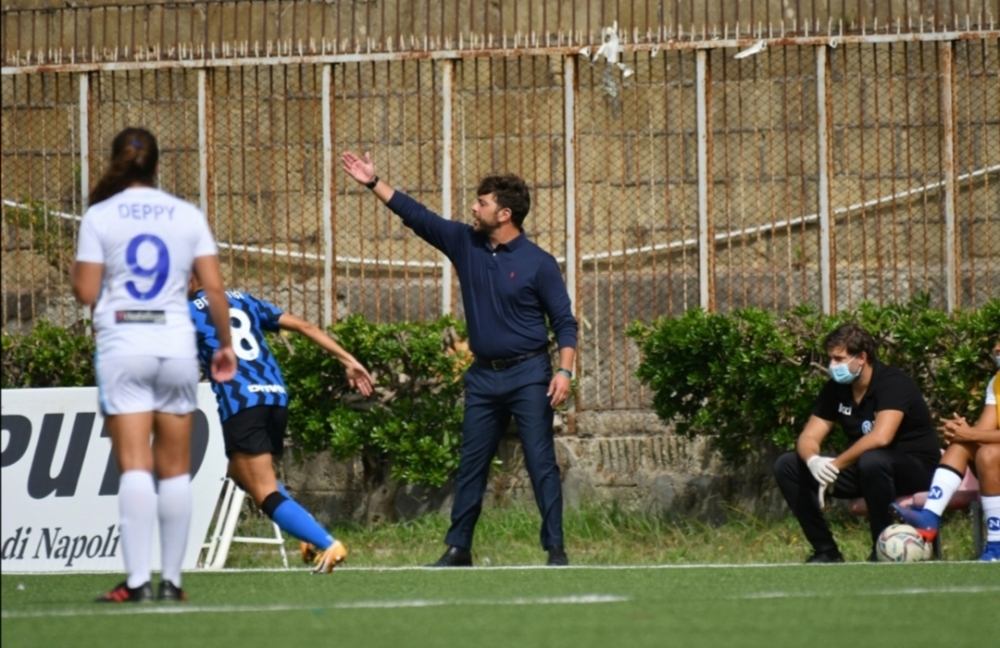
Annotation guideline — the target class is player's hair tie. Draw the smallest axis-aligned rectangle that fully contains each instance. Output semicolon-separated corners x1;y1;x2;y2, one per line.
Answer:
131;138;142;149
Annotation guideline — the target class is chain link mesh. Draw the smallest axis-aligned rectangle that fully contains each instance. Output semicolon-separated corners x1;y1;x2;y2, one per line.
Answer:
333;59;445;323
211;64;326;322
2;33;998;410
954;38;1000;306
1;72;81;329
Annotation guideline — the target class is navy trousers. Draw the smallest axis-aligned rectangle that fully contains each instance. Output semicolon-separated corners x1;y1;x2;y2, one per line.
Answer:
445;353;564;551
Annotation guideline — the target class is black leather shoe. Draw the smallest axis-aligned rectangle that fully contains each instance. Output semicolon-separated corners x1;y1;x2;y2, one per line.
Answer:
157;580;188;602
427;546;473;567
95;581;154;603
805;549;845;564
547;547;569;566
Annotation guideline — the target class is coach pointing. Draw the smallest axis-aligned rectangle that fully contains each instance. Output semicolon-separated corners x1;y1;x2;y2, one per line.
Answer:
341;151;578;566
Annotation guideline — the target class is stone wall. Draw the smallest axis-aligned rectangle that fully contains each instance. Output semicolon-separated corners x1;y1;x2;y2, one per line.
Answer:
279;408;789;527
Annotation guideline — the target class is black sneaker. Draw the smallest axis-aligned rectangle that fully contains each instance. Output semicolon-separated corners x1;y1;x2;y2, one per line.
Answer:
95;581;154;603
805;549;845;564
546;547;570;566
426;546;473;567
157;580;188;602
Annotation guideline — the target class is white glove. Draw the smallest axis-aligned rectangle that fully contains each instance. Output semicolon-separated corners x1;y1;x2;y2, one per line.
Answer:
806;455;840;487
818;482;835;509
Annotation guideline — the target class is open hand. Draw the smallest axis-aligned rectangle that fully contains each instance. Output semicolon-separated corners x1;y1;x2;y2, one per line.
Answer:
340;151;376;185
344;359;375;397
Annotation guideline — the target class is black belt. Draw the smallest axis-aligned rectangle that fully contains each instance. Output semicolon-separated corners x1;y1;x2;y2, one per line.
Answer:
476;349;547;371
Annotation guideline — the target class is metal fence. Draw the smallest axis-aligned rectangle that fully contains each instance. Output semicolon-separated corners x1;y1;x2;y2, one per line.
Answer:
2;2;998;413
3;1;998;60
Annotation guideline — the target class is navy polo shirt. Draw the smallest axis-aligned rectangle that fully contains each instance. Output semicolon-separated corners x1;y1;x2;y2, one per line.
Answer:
386;191;578;361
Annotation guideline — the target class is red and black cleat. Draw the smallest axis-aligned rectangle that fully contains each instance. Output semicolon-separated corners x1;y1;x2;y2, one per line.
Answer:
95;581;154;603
157;580;188;602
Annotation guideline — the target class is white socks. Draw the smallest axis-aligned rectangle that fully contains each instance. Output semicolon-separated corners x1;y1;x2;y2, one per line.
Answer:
119;470;156;589
157;473;192;587
982;495;1000;543
922;466;963;517
118;471;192;588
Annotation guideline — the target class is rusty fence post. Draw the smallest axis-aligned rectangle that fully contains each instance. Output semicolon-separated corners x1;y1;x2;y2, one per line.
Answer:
939;41;958;312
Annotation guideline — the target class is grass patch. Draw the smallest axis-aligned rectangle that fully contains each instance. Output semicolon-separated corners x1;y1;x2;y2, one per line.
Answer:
2;564;996;648
220;501;981;568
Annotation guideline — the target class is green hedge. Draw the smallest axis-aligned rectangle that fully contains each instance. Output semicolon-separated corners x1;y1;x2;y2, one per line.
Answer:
271;314;469;488
627;297;1000;463
1;320;96;388
6;299;996;476
1;315;469;489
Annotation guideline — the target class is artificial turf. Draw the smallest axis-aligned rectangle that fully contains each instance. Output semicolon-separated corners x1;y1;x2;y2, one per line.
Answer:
2;562;996;648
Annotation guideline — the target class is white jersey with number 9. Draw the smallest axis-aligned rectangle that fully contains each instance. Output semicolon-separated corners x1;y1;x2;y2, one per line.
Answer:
75;187;218;359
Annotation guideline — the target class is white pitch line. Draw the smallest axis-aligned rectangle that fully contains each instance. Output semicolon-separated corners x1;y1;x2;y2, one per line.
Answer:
0;594;627;620
732;585;1000;600
2;559;985;576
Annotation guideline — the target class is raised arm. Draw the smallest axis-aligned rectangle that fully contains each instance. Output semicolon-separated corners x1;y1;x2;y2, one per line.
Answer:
340;151;395;205
340;150;468;256
277;313;374;397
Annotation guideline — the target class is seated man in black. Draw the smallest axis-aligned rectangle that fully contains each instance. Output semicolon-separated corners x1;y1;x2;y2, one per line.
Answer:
773;323;940;562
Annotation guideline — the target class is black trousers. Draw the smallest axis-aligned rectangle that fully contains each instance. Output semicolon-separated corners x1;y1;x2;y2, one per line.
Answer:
444;353;563;551
773;449;938;552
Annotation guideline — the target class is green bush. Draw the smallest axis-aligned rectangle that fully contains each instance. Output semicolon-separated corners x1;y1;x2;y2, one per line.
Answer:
271;315;470;491
627;297;1000;463
1;320;96;388
2;315;470;493
3;314;468;523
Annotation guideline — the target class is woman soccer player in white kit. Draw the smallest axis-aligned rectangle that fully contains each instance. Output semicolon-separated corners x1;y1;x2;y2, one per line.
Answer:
72;127;237;602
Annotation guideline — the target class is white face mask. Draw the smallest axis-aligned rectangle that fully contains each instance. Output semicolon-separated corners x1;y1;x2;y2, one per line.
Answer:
829;356;862;384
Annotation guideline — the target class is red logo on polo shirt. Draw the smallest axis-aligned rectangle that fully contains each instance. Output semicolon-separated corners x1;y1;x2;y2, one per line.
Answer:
509;272;515;278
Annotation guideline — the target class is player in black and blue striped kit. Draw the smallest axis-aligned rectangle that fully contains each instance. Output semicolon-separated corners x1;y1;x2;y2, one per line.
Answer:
190;281;374;572
190;288;289;420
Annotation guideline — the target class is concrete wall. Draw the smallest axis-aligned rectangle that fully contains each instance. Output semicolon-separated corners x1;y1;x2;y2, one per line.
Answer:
280;408;790;527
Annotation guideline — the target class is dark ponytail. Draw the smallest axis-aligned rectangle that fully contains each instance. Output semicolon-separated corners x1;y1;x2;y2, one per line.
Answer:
88;127;159;206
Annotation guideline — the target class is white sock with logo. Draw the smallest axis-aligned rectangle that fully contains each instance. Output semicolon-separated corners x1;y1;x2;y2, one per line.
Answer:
982;495;1000;543
157;473;192;587
119;470;156;589
922;466;963;517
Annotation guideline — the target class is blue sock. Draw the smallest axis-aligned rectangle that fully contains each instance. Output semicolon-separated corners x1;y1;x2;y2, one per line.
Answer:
261;492;333;550
276;481;291;498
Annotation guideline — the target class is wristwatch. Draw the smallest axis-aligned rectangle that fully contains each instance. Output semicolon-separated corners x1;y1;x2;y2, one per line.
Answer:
364;175;379;190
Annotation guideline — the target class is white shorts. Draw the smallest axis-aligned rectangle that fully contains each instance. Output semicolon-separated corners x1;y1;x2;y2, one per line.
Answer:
95;356;199;416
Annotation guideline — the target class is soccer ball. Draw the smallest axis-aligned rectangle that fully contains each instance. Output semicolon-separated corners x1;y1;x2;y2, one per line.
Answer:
876;524;931;563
